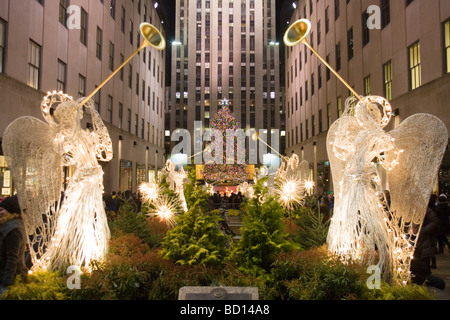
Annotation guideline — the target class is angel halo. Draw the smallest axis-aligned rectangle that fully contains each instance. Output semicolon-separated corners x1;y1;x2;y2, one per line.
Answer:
326;95;448;284
3;91;113;272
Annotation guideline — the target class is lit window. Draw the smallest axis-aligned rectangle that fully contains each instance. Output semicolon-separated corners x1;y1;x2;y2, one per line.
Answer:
383;61;392;100
445;21;450;74
28;40;41;89
409;42;421;90
364;75;371;96
0;19;6;73
337;96;342;118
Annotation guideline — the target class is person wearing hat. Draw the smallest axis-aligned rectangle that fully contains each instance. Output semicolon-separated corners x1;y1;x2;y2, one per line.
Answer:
0;195;28;297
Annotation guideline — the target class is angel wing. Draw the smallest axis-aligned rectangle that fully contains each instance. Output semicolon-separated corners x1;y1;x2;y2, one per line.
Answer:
298;160;310;181
386;113;448;227
2;116;63;264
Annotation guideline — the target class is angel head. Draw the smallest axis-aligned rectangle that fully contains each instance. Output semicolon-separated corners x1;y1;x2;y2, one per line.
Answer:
355;96;392;128
53;100;83;128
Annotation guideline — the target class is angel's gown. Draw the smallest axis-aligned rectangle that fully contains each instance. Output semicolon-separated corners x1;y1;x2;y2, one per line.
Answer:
166;161;188;212
326;111;397;276
44;117;111;271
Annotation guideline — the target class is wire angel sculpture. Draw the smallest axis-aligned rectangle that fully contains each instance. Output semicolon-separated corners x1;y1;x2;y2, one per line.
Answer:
3;92;113;271
274;154;311;209
164;159;188;212
326;96;448;284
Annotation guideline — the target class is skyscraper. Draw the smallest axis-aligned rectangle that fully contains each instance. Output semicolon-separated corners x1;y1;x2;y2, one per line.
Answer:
0;0;167;194
166;0;285;167
285;0;450;194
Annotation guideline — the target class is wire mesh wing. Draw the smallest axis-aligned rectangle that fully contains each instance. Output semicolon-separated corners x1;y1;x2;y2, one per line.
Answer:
2;116;63;264
386;113;448;227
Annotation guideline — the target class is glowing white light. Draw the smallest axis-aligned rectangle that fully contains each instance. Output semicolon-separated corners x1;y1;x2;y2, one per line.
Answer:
3;91;113;272
148;196;178;227
139;181;160;203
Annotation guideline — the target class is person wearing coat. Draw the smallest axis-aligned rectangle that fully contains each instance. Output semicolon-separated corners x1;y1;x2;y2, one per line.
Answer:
0;195;28;296
410;197;445;290
435;194;450;253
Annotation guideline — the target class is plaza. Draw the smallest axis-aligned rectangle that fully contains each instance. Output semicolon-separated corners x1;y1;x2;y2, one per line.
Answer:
0;0;449;306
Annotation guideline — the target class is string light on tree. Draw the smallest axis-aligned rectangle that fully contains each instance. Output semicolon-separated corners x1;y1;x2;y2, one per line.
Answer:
203;99;249;184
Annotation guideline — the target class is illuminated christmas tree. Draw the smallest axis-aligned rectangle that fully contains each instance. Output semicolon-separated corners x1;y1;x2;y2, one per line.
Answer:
203;99;249;184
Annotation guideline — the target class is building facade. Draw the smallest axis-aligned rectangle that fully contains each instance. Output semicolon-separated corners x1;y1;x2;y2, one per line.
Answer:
0;0;167;194
166;0;285;170
285;0;450;194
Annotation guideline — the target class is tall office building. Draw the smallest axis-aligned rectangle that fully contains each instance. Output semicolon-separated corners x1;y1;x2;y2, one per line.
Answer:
166;0;285;169
0;0;167;194
285;0;450;194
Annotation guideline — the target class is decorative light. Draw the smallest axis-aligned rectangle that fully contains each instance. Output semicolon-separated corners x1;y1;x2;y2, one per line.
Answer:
276;177;305;209
164;159;188;211
139;181;160;203
203;101;249;184
148;196;178;227
2;92;113;272
326;95;449;285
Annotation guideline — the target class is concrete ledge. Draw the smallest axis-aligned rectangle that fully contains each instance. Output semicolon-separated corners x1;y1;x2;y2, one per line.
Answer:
178;286;259;300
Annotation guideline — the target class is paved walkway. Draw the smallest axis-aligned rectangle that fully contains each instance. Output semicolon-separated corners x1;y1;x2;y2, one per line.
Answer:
427;252;450;300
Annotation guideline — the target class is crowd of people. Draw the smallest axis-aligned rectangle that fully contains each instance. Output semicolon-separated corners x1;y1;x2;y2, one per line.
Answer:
0;189;450;297
103;190;143;216
207;191;244;211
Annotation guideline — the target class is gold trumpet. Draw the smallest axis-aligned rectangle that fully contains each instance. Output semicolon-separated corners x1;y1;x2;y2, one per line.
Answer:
79;23;166;107
284;19;362;101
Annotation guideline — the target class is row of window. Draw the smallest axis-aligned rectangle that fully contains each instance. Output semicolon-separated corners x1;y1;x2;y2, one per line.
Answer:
0;15;163;146
288;0;426;72
287;101;334;148
303;0;391;30
286;30;450;149
287;18;450;118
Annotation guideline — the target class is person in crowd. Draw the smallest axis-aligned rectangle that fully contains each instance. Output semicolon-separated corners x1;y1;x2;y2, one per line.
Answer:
428;194;438;268
123;190;137;211
436;194;450;254
114;191;124;212
135;192;142;213
327;192;334;218
410;195;445;290
104;194;117;213
0;196;28;297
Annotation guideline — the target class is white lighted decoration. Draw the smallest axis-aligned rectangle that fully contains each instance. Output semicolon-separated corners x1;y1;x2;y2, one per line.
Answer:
139;181;161;204
164;159;188;212
274;154;310;209
326;96;448;284
239;182;255;199
147;195;179;227
3;92;113;271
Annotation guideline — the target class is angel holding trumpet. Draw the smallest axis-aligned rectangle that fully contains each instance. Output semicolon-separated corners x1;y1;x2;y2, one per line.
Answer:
3;92;113;271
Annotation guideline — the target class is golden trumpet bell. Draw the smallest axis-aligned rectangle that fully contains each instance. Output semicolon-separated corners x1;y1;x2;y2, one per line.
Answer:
283;19;311;47
140;22;166;50
79;23;166;107
282;18;362;100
